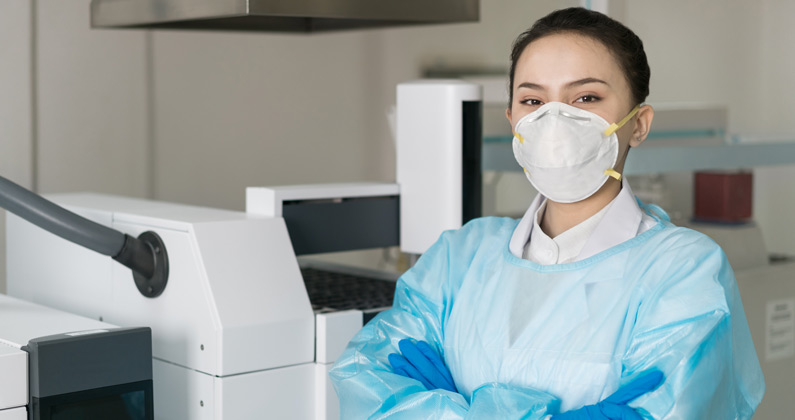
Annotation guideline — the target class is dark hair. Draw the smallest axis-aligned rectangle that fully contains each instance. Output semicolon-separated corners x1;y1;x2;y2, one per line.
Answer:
508;7;650;107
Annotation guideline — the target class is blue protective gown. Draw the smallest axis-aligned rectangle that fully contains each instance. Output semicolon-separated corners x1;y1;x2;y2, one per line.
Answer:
329;204;765;419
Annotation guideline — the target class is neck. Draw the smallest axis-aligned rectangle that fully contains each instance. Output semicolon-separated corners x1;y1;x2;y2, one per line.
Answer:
540;178;622;238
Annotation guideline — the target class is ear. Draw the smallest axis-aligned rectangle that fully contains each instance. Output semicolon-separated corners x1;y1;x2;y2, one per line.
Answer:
505;107;512;126
629;105;654;147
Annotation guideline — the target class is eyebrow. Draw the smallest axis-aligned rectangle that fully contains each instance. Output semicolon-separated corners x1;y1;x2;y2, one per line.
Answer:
516;77;610;91
567;77;610;88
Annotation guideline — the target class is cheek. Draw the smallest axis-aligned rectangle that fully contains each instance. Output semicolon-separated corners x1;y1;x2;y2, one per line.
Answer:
615;122;636;148
508;110;530;129
592;107;623;126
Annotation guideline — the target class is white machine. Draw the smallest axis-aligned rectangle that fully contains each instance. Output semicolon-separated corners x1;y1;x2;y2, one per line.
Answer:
246;182;402;419
0;294;153;420
5;188;408;420
397;80;482;254
7;195;318;419
4;80;483;419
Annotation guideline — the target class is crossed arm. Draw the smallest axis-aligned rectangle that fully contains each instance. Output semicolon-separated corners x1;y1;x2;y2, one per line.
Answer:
329;230;763;419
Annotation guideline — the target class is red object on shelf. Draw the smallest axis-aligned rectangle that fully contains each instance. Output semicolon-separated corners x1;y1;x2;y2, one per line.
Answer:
694;171;753;223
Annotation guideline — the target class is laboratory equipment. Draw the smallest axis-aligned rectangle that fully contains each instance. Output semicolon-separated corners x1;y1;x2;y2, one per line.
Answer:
6;194;317;419
0;293;152;420
2;185;403;418
397;80;482;254
6;80;483;419
245;182;427;418
8;184;412;419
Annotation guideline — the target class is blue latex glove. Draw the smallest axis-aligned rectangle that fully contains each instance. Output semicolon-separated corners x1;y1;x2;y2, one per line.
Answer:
388;339;458;393
551;369;664;420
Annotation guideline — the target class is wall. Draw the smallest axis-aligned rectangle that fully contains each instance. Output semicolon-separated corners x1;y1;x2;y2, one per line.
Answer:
750;0;795;256
35;0;149;197
149;30;388;210
621;0;760;225
0;0;148;292
0;0;33;294
148;1;576;211
624;0;795;255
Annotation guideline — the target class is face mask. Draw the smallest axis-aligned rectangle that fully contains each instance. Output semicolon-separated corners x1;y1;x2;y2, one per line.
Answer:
512;102;640;203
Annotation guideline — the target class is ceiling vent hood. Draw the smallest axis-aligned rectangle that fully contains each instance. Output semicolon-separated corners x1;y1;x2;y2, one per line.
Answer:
90;0;480;32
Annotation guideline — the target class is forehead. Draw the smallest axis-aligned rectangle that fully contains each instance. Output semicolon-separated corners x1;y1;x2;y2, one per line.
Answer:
515;32;627;89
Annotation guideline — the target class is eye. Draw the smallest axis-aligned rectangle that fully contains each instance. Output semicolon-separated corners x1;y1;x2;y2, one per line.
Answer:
575;94;601;104
520;98;543;106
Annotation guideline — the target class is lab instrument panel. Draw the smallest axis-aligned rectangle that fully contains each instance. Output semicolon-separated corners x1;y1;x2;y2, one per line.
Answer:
0;294;153;420
6;191;396;420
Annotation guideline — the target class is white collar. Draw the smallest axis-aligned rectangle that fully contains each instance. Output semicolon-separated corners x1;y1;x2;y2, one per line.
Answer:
523;198;613;264
509;179;647;262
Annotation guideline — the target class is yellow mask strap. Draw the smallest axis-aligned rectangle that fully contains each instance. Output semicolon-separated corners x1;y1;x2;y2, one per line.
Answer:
514;132;525;144
603;105;641;137
604;168;622;181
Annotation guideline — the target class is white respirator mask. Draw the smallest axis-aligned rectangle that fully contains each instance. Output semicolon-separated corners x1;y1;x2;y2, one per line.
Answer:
512;102;640;203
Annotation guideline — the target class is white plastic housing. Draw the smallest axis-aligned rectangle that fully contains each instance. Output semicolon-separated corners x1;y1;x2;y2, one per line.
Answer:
0;294;116;413
153;358;315;420
0;344;26;413
0;408;25;420
247;182;399;217
6;194;315;418
396;80;482;254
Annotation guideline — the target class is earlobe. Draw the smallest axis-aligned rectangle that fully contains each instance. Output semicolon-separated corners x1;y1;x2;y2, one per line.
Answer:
629;105;654;147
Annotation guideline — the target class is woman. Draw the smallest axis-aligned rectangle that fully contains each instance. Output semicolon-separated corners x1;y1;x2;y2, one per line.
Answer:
330;7;764;419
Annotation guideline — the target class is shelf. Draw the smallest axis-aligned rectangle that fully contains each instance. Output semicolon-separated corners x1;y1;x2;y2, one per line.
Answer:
482;139;795;175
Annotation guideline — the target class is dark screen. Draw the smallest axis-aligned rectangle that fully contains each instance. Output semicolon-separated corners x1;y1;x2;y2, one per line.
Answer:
51;390;145;420
33;380;153;420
